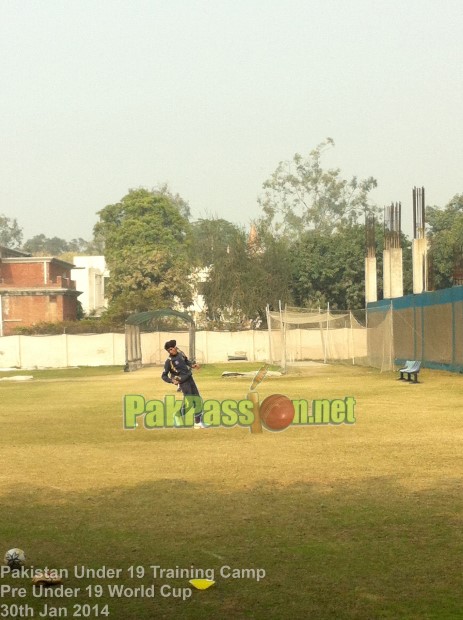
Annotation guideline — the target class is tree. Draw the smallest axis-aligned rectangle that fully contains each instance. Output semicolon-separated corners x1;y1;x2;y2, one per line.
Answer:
427;194;463;289
259;138;378;236
156;183;191;220
23;235;68;255
189;217;242;267
0;214;23;248
23;235;95;256
198;220;292;326
94;188;192;322
253;226;293;317
289;225;366;309
289;222;413;310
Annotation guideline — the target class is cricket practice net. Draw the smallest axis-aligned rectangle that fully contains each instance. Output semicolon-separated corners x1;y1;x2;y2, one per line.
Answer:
266;304;394;372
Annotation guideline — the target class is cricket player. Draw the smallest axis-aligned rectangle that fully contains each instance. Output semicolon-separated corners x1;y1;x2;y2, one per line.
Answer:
161;340;203;427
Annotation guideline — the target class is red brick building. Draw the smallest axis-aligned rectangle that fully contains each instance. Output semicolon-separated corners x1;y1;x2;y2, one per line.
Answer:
0;246;81;336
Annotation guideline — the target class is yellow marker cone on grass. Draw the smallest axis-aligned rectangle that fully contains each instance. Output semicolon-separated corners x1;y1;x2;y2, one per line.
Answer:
189;579;215;590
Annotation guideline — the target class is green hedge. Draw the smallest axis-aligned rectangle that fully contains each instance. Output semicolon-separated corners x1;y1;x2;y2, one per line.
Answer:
11;319;125;335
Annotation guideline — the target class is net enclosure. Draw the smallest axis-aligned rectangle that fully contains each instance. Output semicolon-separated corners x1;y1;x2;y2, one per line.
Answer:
367;285;463;372
266;304;394;372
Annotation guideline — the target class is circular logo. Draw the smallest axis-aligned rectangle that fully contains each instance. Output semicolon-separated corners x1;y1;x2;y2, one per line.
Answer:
260;394;295;431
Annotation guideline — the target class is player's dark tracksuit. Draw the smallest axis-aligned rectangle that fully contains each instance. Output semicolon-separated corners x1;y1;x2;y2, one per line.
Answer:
161;352;202;423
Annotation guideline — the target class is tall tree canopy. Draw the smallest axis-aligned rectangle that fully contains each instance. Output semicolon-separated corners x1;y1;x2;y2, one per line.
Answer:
427;194;463;289
259;138;378;236
199;222;292;325
289;225;366;309
0;214;23;248
22;235;93;256
94;188;192;321
288;223;412;310
189;218;242;268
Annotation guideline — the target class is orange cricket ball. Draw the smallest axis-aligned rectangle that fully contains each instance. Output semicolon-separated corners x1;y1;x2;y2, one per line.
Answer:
259;394;295;432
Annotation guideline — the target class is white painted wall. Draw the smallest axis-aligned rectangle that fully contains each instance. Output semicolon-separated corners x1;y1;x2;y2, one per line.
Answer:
0;328;366;369
71;256;109;316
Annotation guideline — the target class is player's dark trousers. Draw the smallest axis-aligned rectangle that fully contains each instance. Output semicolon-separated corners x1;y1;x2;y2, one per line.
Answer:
179;377;202;424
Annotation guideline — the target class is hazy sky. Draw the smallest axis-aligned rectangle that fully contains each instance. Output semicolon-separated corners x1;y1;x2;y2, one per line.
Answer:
1;0;462;242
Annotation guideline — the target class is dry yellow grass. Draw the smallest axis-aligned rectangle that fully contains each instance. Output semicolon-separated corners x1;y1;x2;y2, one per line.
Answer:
0;363;462;619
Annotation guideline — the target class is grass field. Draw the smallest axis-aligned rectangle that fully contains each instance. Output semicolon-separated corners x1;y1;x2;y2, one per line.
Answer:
0;362;462;619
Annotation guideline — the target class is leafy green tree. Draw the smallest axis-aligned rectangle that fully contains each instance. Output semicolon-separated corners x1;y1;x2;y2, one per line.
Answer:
0;214;23;248
67;238;94;253
94;188;192;322
200;225;250;324
253;222;293;313
289;222;412;310
189;218;242;267
23;235;94;256
259;138;378;236
156;183;191;220
23;235;68;255
199;221;292;325
427;194;463;289
290;225;366;309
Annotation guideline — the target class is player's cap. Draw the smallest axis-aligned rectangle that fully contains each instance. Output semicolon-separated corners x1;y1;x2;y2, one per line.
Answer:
164;339;177;350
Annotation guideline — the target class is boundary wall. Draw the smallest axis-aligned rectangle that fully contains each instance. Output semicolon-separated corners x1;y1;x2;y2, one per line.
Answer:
0;328;362;369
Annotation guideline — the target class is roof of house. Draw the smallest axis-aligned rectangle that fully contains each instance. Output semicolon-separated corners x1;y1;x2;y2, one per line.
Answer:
0;246;76;267
0;245;31;258
0;254;75;269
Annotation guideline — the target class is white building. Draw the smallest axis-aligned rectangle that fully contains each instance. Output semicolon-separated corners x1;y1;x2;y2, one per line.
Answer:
71;256;109;316
185;266;209;320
